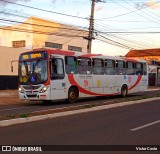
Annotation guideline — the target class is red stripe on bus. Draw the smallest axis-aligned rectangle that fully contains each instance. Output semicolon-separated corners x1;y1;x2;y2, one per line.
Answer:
68;74;120;96
128;75;142;90
49;49;75;56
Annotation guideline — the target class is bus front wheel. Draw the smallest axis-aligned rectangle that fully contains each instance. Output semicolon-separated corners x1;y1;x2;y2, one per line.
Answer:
68;87;78;103
121;85;128;97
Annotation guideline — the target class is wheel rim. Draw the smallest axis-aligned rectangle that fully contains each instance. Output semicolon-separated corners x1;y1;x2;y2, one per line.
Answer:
122;87;127;96
69;91;76;100
123;89;126;96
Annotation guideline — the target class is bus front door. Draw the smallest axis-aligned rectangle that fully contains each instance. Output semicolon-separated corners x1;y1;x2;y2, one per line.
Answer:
50;57;67;100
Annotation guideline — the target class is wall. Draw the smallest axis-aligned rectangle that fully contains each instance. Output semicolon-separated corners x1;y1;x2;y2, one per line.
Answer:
0;24;33;49
0;46;28;89
0;46;28;76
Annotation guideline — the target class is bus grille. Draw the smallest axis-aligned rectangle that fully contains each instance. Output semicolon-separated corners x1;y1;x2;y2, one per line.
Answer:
22;85;41;90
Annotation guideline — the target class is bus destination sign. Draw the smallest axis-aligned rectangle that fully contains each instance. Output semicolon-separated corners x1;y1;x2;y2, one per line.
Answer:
20;51;47;60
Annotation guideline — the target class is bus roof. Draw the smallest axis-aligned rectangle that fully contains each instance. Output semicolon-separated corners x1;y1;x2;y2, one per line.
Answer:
25;48;146;63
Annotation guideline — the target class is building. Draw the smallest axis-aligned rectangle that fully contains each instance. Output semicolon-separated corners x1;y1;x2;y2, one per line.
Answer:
125;48;160;86
0;16;88;52
125;48;160;63
0;17;88;89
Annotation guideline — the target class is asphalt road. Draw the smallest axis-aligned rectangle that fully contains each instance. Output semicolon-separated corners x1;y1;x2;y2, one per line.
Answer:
0;100;159;153
0;89;160;119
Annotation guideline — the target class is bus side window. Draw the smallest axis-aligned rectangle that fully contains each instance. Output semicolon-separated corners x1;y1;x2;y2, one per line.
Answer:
51;58;65;80
92;58;104;75
143;63;147;75
65;56;77;74
126;62;135;75
78;57;91;74
116;60;126;75
136;62;143;75
104;59;116;75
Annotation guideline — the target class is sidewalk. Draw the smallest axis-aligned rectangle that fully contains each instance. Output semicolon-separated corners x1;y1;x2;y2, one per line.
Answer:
0;90;21;105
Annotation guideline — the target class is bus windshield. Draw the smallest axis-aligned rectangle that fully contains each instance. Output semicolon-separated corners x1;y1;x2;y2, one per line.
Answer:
18;59;48;85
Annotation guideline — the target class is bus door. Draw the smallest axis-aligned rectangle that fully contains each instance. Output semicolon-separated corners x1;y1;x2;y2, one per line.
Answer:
77;57;93;97
50;56;67;100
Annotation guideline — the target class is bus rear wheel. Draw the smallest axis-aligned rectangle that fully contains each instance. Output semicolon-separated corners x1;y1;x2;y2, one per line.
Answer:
121;85;128;97
68;87;78;103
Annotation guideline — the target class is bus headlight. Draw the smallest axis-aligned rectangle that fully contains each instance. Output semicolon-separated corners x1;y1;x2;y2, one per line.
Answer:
39;86;49;93
19;87;24;93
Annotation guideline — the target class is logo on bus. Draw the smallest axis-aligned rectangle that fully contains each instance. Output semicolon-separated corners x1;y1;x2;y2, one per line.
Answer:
84;80;89;87
128;76;132;83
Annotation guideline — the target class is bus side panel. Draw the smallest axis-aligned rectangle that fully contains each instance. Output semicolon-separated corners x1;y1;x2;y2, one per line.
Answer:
105;75;117;95
113;75;131;95
76;74;93;98
127;75;148;94
50;79;68;100
92;75;104;94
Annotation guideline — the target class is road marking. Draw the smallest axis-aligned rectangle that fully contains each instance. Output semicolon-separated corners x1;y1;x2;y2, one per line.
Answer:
131;120;160;131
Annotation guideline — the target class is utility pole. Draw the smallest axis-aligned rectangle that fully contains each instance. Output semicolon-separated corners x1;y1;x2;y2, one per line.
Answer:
88;0;95;53
87;0;105;53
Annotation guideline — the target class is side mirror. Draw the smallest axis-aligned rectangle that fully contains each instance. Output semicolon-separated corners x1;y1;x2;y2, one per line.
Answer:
11;60;18;73
11;66;13;72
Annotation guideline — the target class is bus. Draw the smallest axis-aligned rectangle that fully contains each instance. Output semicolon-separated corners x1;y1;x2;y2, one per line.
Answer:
18;48;148;103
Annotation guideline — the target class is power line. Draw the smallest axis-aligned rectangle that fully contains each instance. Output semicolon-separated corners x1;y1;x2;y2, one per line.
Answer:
1;0;160;51
0;8;89;31
96;0;160;20
104;33;152;49
98;34;133;49
0;18;88;32
0;26;87;38
94;25;159;48
95;31;160;34
122;0;160;23
0;0;87;20
94;21;160;49
110;0;160;26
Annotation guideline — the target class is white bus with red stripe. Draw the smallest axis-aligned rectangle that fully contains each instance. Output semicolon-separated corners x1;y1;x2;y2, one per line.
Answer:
18;48;148;103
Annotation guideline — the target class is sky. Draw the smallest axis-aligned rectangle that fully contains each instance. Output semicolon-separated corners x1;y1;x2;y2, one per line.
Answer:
1;0;160;56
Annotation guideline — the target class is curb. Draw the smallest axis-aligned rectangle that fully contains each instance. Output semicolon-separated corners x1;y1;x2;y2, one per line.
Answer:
0;97;160;127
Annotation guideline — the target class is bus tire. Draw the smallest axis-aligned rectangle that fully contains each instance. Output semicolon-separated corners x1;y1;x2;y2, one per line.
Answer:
121;85;128;97
68;87;79;103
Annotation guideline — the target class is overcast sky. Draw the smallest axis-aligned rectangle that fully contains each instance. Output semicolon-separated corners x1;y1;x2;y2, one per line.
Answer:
1;0;160;56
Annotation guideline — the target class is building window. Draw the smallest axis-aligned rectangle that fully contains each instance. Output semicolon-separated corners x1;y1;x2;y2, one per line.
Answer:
68;45;82;52
45;42;62;49
12;40;25;48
